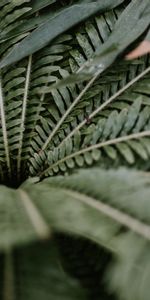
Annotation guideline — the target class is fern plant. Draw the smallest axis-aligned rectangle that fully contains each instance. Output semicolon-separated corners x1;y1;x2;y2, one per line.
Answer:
0;1;150;299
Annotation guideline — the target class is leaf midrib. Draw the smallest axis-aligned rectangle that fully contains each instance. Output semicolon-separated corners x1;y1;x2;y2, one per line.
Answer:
39;130;150;177
62;188;150;240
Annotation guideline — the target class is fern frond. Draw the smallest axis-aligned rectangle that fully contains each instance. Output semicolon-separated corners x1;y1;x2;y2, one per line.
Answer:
22;36;72;158
0;65;27;182
42;72;100;151
27;6;124;171
29;65;150;176
38;132;150;178
0;0;32;58
0;0;125;68
0;1;150;300
27;19;150;177
59;64;150;146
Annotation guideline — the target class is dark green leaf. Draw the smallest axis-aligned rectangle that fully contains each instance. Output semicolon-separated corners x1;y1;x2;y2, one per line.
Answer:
0;0;124;68
1;241;86;300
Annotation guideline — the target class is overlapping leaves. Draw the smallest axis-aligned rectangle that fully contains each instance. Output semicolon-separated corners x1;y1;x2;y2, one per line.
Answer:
0;1;150;300
0;168;150;300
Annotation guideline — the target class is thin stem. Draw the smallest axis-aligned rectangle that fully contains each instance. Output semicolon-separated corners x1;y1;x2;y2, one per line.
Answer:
17;55;32;178
28;95;45;158
0;76;11;177
39;130;150;177
41;70;101;151
28;78;51;155
58;65;150;147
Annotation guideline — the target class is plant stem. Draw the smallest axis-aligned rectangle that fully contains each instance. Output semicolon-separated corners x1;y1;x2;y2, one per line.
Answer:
40;130;150;177
17;55;32;179
0;76;11;177
41;70;101;151
59;65;150;147
18;189;51;240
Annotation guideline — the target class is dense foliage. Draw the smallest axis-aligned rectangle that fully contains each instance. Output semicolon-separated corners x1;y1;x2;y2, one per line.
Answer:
0;1;150;299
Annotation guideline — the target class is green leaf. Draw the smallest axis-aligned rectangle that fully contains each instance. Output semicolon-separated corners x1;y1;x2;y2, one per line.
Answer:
0;185;39;250
108;234;150;300
0;168;150;300
0;2;150;299
37;1;150;103
1;241;86;300
0;1;58;43
51;0;150;88
27;0;57;15
0;13;53;44
81;0;150;75
0;0;124;68
0;168;150;251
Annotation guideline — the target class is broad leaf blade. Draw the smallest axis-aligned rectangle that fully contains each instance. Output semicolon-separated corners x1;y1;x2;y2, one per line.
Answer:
0;0;124;68
1;241;86;300
0;13;52;44
108;234;150;300
0;185;37;250
51;0;150;88
0;168;150;251
82;0;150;75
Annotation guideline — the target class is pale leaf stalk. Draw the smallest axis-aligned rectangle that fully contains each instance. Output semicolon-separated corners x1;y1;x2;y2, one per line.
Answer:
59;65;150;147
17;55;32;177
65;190;150;240
0;76;11;177
40;130;150;177
18;189;51;240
